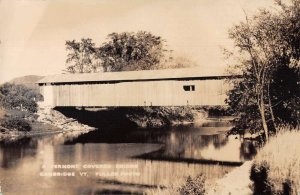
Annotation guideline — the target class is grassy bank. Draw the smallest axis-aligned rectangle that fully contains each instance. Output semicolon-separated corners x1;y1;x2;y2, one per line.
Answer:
0;108;63;141
206;129;300;195
250;129;300;195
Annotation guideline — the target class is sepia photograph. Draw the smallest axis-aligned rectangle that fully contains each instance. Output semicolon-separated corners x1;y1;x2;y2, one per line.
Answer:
0;0;299;194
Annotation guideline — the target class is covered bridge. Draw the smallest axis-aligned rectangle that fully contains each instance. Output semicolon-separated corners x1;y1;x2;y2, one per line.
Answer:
37;68;236;107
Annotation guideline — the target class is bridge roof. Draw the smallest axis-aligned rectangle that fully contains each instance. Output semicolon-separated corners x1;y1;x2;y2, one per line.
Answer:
37;68;234;84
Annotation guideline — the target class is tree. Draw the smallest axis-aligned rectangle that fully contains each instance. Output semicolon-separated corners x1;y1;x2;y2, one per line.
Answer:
65;32;195;73
269;0;300;127
96;31;169;72
65;38;100;73
226;0;300;141
0;83;42;113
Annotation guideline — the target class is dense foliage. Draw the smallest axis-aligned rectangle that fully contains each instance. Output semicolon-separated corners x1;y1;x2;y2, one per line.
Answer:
0;83;43;113
226;0;300;139
178;174;206;195
97;31;167;71
1;116;32;132
65;31;193;73
65;38;99;73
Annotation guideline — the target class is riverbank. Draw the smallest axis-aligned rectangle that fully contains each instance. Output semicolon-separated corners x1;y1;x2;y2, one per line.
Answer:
147;161;252;195
125;106;207;128
1;105;231;142
37;106;95;132
209;129;300;195
54;106;231;130
148;129;300;195
0;107;96;142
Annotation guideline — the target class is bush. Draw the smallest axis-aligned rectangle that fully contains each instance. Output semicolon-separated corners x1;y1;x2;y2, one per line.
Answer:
0;83;42;113
250;161;273;195
178;174;206;195
202;106;232;117
1;117;32;132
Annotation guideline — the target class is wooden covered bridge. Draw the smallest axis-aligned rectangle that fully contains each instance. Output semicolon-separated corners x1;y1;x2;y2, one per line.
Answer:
37;68;235;108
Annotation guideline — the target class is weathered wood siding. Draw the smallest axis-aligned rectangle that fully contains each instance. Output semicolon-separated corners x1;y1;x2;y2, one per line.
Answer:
41;79;230;107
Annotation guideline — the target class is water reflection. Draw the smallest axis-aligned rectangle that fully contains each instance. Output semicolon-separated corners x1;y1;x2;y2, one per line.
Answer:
0;119;257;195
0;138;38;168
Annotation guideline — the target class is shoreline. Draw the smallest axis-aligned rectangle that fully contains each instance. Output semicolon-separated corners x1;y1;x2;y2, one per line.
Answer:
0;106;96;142
0;106;233;142
0;122;95;142
206;161;252;195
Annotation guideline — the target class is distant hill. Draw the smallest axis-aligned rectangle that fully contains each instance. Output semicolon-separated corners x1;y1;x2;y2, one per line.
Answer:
9;75;44;90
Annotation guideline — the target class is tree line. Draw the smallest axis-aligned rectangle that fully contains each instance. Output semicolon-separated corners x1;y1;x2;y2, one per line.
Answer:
65;31;194;73
226;0;300;141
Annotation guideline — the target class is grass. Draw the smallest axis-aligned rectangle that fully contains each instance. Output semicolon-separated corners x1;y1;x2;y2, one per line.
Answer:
251;128;300;195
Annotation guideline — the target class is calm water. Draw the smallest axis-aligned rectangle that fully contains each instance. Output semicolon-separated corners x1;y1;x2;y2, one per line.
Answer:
0;119;257;195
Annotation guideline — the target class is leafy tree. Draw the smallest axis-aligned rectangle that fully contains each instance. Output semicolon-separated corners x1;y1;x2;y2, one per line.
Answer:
65;38;100;73
65;32;195;73
226;0;300;140
0;83;42;113
96;31;169;71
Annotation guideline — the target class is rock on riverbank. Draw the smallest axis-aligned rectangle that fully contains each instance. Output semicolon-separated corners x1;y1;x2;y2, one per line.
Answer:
0;106;96;142
37;106;96;132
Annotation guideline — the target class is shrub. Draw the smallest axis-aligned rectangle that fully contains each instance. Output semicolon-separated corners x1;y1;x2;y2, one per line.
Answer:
2;117;32;132
0;83;42;113
203;106;232;117
250;161;273;195
178;174;206;195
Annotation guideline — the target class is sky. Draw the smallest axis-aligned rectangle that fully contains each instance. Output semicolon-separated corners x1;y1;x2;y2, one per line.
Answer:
0;0;275;83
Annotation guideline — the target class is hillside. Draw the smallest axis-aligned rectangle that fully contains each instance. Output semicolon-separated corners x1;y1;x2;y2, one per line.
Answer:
9;75;44;90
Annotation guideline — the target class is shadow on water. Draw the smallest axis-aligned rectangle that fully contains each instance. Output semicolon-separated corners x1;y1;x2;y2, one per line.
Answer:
55;107;139;130
0;115;259;194
240;140;258;161
63;121;257;164
0;137;38;168
0;107;258;194
133;148;243;166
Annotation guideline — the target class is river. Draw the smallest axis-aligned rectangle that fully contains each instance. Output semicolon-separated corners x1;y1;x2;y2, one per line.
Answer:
0;119;257;195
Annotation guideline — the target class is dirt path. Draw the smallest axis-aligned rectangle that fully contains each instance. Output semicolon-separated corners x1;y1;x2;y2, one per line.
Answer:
206;161;253;195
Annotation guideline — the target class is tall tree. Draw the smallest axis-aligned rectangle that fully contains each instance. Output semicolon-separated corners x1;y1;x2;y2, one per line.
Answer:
64;32;194;73
65;38;100;73
226;0;300;141
96;31;168;72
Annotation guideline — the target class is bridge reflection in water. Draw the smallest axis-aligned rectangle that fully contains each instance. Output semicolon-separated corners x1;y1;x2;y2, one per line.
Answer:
0;119;257;194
